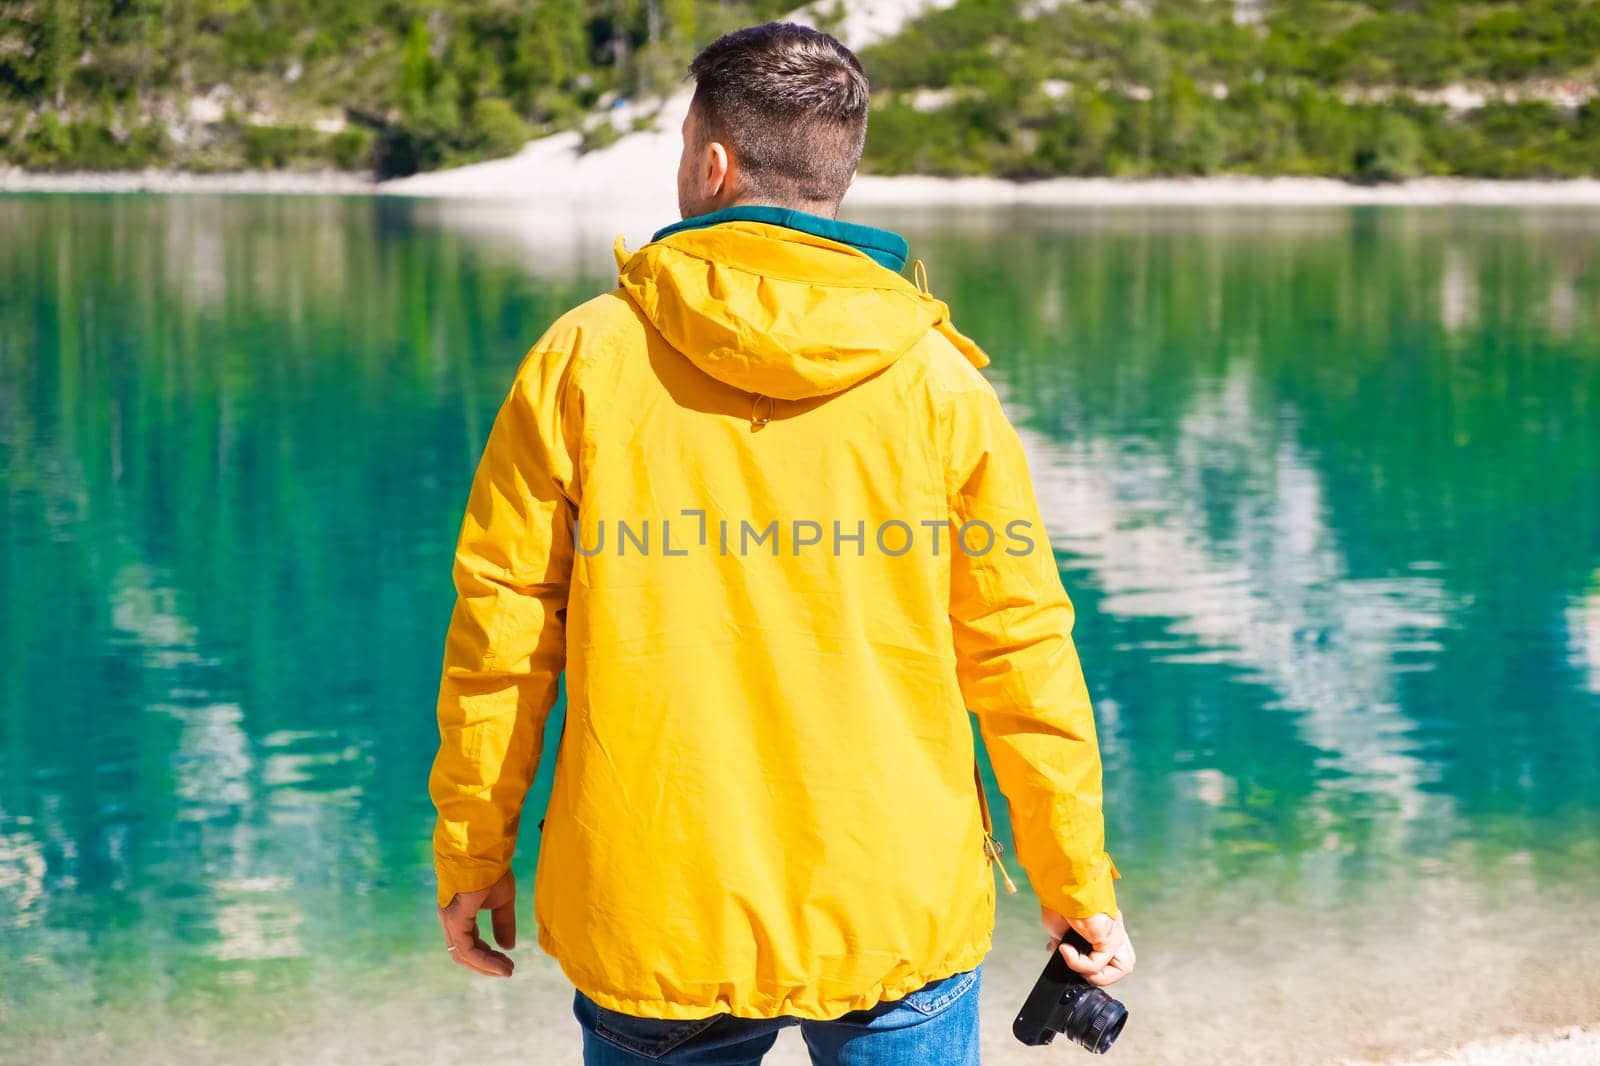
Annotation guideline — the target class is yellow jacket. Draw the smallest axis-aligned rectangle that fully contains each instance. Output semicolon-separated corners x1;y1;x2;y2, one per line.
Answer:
429;219;1118;1021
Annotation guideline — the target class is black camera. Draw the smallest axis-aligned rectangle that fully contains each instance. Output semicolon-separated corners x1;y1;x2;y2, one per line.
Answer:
1011;928;1128;1054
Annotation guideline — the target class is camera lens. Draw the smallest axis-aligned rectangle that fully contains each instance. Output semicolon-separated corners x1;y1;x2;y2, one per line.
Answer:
1063;987;1128;1054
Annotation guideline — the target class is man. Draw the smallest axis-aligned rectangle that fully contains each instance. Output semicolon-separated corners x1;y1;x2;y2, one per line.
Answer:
429;21;1134;1066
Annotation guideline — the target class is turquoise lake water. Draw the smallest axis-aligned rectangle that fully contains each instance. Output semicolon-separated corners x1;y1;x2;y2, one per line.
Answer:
1;197;1597;1065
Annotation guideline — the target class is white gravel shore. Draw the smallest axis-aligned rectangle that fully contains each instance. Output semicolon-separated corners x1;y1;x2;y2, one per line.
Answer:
1338;1027;1600;1066
741;1025;1600;1066
844;174;1600;207
11;161;1600;209
0;166;374;194
376;108;1600;209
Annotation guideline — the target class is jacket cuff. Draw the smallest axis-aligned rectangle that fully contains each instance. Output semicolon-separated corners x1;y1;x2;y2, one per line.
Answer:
434;856;510;909
1041;853;1121;920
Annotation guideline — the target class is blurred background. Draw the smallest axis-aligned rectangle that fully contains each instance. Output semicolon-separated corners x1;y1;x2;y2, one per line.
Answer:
1;0;1598;181
2;3;1599;1066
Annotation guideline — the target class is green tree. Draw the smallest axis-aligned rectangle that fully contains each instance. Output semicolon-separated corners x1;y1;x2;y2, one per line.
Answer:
400;18;436;120
1354;111;1427;183
1153;75;1226;174
511;0;591;119
43;0;77;109
1029;89;1116;176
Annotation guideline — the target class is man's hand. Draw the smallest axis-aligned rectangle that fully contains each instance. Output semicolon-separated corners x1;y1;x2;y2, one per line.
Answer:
1041;907;1135;988
438;871;518;978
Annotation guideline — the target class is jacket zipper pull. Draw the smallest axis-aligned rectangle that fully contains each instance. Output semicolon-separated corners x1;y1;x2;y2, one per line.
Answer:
751;393;773;426
984;831;1019;895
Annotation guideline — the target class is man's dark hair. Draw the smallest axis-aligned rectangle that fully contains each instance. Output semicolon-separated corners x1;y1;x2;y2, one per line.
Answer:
688;22;870;209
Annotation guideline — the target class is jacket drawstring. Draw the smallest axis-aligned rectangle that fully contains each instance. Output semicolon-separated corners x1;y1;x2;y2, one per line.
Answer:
975;764;1019;894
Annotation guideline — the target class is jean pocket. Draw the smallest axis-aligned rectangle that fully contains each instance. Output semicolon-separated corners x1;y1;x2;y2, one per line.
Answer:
899;967;980;1017
590;1002;721;1060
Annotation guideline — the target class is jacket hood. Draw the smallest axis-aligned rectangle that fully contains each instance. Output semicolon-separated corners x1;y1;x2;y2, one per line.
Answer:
615;221;989;401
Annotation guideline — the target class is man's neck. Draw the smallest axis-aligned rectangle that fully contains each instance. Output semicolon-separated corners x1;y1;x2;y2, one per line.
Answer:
713;197;840;220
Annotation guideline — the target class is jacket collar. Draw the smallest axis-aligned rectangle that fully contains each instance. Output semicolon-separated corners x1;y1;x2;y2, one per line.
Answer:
651;205;910;273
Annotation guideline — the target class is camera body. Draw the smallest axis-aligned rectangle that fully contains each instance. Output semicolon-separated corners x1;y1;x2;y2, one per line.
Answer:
1012;929;1128;1054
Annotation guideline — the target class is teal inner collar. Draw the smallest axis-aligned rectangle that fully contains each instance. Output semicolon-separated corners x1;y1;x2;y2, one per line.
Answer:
651;205;909;273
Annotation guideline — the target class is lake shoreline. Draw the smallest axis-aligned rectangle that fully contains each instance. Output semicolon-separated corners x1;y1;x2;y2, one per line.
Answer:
846;174;1600;207
6;166;1600;206
0;167;375;195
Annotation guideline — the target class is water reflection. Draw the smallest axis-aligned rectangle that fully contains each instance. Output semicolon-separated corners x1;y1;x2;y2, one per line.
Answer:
1;197;1597;1053
0;195;616;1032
0;817;48;924
210;876;303;962
889;205;1600;896
1571;577;1600;695
1007;369;1459;823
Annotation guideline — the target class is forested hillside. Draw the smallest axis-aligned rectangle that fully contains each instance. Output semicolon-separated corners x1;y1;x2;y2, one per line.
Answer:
0;0;791;175
1;0;1598;180
862;0;1600;179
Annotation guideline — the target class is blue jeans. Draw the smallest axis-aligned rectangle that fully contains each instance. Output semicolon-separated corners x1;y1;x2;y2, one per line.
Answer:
574;967;981;1066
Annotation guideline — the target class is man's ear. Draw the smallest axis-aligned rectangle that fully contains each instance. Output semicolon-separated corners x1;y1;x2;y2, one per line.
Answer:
705;139;732;201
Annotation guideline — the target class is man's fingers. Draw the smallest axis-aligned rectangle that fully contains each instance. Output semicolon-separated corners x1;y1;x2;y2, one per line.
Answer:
440;905;475;942
438;891;515;978
1084;968;1123;988
1042;909;1136;985
448;935;515;978
1081;940;1136;987
491;898;517;950
443;915;514;978
1058;940;1113;975
1083;953;1135;987
438;892;486;938
440;912;484;962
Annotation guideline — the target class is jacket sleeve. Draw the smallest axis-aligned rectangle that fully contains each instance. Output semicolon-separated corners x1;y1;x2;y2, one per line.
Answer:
428;345;579;908
945;380;1120;920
